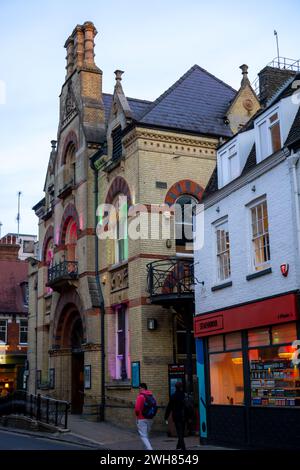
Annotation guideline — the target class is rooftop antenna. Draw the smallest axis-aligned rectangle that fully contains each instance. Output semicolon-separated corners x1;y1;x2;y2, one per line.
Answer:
16;191;22;239
274;30;280;65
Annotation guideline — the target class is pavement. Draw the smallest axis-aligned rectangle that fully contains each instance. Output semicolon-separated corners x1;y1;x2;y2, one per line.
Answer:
66;415;228;451
0;414;231;451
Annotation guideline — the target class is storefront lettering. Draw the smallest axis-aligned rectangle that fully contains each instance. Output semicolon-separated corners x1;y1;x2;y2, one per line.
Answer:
197;315;223;333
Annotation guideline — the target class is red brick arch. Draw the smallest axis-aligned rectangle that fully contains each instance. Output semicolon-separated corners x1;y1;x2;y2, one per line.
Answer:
61;130;78;166
59;203;80;245
165;179;204;206
105;176;132;206
42;225;54;262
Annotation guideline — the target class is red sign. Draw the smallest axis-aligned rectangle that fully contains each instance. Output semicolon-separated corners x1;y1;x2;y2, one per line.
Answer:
194;293;299;337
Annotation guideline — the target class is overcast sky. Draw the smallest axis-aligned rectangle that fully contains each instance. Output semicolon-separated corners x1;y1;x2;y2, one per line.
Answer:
0;0;299;236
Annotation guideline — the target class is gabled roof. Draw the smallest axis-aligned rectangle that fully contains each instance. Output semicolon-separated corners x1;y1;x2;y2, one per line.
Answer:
102;93;151;123
138;64;237;137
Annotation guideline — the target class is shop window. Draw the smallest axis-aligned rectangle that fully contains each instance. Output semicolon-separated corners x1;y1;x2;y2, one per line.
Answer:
250;199;270;271
249;343;299;407
272;323;297;345
225;332;242;351
19;320;28;344
0;320;7;344
209;352;244;405
208;335;224;353
248;327;270;347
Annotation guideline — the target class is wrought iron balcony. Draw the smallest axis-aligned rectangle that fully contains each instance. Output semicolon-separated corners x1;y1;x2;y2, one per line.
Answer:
47;260;79;292
147;258;194;304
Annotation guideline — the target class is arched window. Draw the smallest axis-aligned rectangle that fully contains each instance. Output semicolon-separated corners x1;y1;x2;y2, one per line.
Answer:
65;219;78;262
113;194;128;264
175;195;197;249
63;143;76;185
45;239;54;266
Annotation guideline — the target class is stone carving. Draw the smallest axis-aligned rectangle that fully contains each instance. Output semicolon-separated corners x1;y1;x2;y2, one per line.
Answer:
62;82;77;126
110;265;129;293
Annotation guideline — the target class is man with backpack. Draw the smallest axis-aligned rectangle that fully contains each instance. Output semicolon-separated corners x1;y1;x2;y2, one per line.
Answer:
134;383;157;450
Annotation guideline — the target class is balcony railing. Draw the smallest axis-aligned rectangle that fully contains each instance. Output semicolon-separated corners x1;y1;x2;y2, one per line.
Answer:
147;258;194;303
47;260;79;291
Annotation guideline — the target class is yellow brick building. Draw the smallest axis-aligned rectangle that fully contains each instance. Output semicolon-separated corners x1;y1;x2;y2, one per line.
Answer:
28;22;259;429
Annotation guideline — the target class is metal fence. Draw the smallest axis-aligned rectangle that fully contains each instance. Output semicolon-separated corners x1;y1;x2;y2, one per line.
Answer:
0;390;70;429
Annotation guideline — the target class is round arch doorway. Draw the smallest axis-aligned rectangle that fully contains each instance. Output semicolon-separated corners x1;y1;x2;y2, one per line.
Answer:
55;304;85;414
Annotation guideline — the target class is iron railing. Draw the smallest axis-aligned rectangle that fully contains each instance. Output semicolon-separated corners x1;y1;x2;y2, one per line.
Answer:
0;390;70;429
48;260;78;284
147;258;194;301
252;56;300;95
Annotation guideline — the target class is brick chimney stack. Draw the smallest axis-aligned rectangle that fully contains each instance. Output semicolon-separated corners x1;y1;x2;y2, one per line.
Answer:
0;236;20;261
83;21;97;68
64;22;98;78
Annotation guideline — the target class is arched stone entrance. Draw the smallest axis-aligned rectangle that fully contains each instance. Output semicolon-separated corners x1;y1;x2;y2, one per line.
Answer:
52;294;86;414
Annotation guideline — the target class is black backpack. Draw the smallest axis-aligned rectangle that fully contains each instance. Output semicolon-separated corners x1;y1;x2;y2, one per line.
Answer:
142;393;158;419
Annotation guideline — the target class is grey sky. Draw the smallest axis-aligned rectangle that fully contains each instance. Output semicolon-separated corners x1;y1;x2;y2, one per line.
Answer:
0;0;299;236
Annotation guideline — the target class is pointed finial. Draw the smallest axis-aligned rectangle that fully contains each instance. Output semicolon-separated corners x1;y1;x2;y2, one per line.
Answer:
51;140;57;151
114;70;124;82
240;64;250;86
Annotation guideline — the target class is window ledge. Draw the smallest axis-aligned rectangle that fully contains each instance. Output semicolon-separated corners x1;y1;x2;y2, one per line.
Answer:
108;260;128;272
106;380;131;390
211;281;233;292
246;267;272;281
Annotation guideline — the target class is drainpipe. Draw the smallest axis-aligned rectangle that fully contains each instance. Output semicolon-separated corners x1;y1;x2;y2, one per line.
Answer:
289;150;300;267
90;150;106;421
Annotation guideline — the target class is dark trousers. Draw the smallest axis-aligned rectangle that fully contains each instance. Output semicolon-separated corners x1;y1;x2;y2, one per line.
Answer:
174;419;186;450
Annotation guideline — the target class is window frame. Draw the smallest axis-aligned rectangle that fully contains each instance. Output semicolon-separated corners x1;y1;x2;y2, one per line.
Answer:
115;305;128;380
248;197;271;272
19;319;28;345
0;319;7;344
255;106;282;162
213;217;231;283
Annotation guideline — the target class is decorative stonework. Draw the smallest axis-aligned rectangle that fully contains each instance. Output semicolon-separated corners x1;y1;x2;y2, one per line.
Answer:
61;130;78;166
110;264;129;293
42;225;54;262
123;128;218;152
62;82;78;128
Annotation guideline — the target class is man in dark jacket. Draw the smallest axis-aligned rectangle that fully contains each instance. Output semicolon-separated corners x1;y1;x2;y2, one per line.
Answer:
164;381;186;451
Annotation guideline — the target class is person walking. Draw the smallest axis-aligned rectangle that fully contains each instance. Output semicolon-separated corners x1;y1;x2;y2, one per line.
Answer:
134;383;157;450
164;381;186;451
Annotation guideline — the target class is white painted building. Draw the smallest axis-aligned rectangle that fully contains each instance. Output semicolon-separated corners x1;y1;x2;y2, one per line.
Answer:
1;233;37;261
193;71;300;449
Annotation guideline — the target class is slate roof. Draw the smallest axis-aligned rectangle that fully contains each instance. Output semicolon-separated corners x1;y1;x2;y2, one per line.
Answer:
285;106;300;148
138;65;236;137
102;93;152;122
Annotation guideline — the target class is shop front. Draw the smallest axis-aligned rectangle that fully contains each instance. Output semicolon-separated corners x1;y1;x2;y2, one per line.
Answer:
194;292;300;448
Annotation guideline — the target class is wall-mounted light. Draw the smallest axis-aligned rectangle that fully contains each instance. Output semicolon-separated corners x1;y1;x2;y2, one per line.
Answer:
216;206;220;213
147;318;158;331
166;239;172;249
251;185;256;192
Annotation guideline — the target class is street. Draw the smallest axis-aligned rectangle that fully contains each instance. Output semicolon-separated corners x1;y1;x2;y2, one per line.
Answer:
0;429;88;450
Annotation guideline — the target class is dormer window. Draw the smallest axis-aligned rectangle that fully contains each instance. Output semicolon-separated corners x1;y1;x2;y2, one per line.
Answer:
269;112;281;153
256;107;282;162
228;145;239;180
